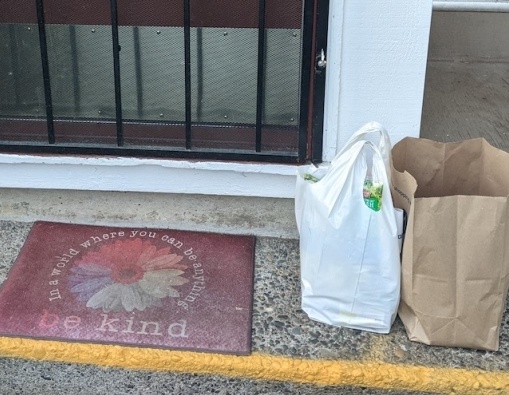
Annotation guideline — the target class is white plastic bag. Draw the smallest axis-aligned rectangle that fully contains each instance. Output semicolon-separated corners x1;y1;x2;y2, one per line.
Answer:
295;122;403;333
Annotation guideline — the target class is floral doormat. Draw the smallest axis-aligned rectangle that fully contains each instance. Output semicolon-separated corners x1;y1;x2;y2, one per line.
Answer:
0;222;255;355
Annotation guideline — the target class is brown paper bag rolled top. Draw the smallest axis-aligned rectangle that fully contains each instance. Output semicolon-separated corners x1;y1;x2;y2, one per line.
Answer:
392;137;509;351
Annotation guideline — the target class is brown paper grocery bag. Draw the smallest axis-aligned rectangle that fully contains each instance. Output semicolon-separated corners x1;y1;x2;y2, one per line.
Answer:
391;137;509;351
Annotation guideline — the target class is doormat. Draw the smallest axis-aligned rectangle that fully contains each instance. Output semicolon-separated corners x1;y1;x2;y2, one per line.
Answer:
0;222;255;355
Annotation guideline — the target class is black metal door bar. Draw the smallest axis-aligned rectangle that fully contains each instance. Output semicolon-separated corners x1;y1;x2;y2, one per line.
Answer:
298;0;315;161
183;0;192;149
35;0;55;144
255;0;266;153
311;0;329;163
0;142;299;162
110;0;123;146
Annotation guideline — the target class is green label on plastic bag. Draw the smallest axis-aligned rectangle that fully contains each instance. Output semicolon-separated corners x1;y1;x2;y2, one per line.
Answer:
363;178;383;211
303;173;320;183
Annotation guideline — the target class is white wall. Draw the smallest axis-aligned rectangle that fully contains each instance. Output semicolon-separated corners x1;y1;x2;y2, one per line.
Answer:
0;0;434;198
323;0;433;161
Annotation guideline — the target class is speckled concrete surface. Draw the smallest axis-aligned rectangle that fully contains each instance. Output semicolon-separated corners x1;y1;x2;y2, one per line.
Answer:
253;237;509;372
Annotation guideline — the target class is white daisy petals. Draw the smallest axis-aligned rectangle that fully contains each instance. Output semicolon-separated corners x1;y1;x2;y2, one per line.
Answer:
120;284;146;312
86;283;124;312
138;269;189;298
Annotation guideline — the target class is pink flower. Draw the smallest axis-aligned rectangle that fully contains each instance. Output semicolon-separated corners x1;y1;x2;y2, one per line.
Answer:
69;238;189;312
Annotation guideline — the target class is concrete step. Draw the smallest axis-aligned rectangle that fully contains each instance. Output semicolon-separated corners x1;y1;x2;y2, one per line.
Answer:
0;188;298;239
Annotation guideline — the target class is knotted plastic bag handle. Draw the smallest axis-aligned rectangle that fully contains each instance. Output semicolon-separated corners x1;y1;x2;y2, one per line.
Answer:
332;121;392;184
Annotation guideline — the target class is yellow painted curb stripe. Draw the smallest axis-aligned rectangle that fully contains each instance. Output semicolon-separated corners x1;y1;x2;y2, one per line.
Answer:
0;337;508;395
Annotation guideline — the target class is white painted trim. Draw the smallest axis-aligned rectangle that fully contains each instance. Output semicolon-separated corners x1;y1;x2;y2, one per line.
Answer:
321;0;346;162
0;154;298;198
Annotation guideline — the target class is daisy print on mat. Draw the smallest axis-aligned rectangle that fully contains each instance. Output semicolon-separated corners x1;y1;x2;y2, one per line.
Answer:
0;222;255;354
69;238;189;313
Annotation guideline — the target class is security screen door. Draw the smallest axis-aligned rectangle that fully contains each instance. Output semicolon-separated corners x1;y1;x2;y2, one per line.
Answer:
0;0;328;163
